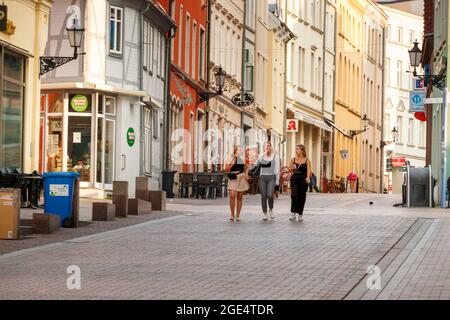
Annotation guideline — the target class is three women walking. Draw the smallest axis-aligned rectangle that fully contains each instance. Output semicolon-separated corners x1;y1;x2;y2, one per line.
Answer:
225;142;311;223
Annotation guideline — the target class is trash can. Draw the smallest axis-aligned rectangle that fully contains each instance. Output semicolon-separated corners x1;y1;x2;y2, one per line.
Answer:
162;170;177;198
43;172;80;228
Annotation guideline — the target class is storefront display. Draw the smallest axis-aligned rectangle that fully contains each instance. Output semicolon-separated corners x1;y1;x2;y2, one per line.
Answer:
40;92;116;189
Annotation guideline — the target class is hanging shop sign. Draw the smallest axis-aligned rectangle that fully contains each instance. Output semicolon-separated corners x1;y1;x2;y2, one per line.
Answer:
127;127;135;147
70;95;89;112
410;91;426;112
287;119;298;133
392;157;406;168
0;5;7;32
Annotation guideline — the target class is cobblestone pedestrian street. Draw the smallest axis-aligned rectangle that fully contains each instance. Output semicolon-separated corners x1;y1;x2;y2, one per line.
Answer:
2;194;450;300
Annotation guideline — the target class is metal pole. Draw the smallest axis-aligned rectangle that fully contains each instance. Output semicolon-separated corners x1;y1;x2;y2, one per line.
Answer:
440;88;447;208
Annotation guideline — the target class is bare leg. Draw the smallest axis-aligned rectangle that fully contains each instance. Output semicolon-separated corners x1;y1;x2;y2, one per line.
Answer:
229;190;236;220
236;192;244;220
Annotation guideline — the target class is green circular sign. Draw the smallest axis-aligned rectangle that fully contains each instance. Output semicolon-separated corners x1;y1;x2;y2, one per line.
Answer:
127;127;135;147
70;95;89;112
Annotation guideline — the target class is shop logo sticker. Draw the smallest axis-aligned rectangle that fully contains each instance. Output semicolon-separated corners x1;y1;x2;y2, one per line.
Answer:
127;127;135;147
70;95;89;112
49;184;69;197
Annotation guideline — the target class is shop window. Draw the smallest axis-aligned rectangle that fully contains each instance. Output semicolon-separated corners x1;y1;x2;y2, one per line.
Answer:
0;49;25;170
105;96;116;115
47;93;64;113
144;108;152;175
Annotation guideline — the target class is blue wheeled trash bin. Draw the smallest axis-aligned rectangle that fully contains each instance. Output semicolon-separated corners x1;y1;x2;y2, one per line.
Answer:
43;172;80;228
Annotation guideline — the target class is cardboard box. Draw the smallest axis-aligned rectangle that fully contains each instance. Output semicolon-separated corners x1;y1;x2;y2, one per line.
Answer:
0;189;20;240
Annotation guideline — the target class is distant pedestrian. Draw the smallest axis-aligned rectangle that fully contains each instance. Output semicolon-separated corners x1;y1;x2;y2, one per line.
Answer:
309;172;319;192
226;145;249;222
289;144;311;222
253;142;280;221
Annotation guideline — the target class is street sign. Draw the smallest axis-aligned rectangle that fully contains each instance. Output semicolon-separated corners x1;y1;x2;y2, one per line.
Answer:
410;91;426;112
0;5;7;32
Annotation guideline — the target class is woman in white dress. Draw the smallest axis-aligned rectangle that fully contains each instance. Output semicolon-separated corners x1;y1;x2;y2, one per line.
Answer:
225;145;249;222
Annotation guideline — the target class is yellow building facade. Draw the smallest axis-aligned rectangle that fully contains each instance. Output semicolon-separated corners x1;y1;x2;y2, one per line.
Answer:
334;0;364;183
0;0;52;172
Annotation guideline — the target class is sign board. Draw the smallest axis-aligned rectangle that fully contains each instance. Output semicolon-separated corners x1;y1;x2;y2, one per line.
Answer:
70;95;89;112
127;127;135;147
340;149;349;160
410;91;426;112
413;77;425;91
392;157;406;168
0;5;7;32
287;119;298;133
49;184;69;197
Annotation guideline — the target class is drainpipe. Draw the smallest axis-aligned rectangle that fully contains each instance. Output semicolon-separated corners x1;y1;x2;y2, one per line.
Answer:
205;0;212;171
240;0;247;136
380;24;386;194
139;2;151;177
164;2;177;172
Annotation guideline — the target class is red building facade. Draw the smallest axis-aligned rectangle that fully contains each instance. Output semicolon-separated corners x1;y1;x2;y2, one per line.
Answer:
160;0;209;174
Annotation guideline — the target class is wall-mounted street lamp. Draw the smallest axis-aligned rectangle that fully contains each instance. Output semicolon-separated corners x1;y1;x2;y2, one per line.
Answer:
381;127;399;147
409;40;446;91
198;66;226;103
40;18;85;77
198;66;255;107
350;114;369;137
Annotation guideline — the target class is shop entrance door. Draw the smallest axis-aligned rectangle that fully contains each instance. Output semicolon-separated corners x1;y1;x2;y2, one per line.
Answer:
67;116;92;186
95;96;116;191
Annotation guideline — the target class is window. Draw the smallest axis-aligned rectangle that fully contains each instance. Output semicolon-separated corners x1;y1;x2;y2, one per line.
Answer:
397;27;403;44
178;6;184;67
396;60;402;88
143;20;153;73
408;118;414;145
318;57;322;95
298;47;305;88
0;50;25;169
244;65;254;92
397;116;403;143
192;22;197;78
153;109;159;139
386;24;391;41
109;6;123;55
386;58;390;86
419;121;426;147
311;52;315;93
384;114;391;140
185;14;191;74
246;0;255;29
409;30;415;46
144;108;152;174
199;28;206;80
288;42;294;83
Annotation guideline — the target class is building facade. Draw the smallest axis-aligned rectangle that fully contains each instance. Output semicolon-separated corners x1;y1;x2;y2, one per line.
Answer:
380;4;424;194
162;0;208;175
285;0;335;183
360;1;386;193
333;0;364;186
40;0;175;198
0;0;52;172
208;0;244;169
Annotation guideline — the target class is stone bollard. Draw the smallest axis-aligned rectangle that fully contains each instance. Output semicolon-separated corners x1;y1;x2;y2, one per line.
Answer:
113;181;129;217
136;176;151;201
128;198;152;215
32;213;60;234
149;191;166;211
92;202;116;221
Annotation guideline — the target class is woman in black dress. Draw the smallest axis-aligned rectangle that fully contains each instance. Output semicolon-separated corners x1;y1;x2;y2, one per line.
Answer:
289;145;311;222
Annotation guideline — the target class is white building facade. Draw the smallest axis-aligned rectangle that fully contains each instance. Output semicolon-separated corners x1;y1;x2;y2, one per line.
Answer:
379;5;425;194
285;0;335;183
41;0;175;198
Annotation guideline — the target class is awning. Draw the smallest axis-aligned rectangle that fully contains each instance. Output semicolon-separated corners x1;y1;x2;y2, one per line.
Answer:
324;118;354;139
287;106;332;132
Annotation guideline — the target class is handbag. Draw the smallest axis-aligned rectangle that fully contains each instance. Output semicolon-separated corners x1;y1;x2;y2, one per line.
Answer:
227;172;238;180
249;163;261;177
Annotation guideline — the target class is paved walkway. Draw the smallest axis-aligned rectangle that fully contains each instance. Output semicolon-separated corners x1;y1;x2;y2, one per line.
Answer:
1;193;450;299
